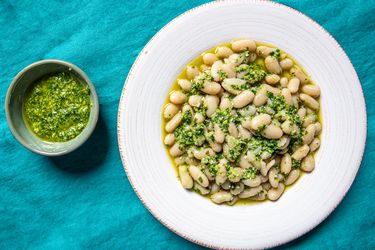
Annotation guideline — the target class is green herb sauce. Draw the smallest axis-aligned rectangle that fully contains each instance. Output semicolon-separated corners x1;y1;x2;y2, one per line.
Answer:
23;72;91;142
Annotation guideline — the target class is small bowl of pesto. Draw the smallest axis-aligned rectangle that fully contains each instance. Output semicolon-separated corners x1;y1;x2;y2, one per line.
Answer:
5;59;99;156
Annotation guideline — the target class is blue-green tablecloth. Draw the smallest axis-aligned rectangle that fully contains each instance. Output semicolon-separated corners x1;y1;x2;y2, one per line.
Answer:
0;0;374;249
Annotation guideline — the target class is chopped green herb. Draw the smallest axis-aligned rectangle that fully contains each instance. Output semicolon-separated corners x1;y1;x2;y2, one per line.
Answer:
235;63;267;84
242;167;258;179
292;159;301;169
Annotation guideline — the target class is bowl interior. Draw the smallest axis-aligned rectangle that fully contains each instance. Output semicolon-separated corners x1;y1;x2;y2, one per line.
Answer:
6;61;99;156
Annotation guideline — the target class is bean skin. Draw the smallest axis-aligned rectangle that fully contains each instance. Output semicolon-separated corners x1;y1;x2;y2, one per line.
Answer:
203;53;219;66
267;183;285;201
188;165;209;187
265;56;282;74
211;191;233;204
179;165;193;189
300;93;319;110
163;103;179;119
231;39;256;52
232;90;254;108
165;112;182;133
215;46;233;58
186;66;200;80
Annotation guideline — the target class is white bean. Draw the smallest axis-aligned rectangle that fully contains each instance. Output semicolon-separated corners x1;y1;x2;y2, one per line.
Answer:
188;95;203;107
215;161;228;185
281;153;292;174
250;114;272;131
297;107;307;118
309;138;321;152
262;124;283;139
267;183;285;201
169;91;186;104
209;141;222;153
179;165;193;189
193;148;214;160
280;77;288;87
230;182;244;195
214;124;225;144
292;145;310;160
202;81;221;95
219;96;233;109
265;74;280;85
228;122;239;138
222;78;245;95
284;169;300;185
203;53;218;66
239;186;263;198
194;113;205;123
231;39;256;52
287;77;300;94
268;167;279;188
300;93;319;110
164;134;175;146
216;46;233;58
170;143;183;157
238;125;252;139
243;175;261;187
256;46;275;58
220;63;236;78
301;154;315;172
315;122;322;135
290;67;308;84
281;88;292;105
253;93;268;107
228;167;243;183
232;90;254;108
178;79;192;91
211;60;224;81
211;191;233;204
188;165;209;187
163;103;179;119
303;124;316;145
280;58;293;70
186;66;200;80
303;114;317;127
260;159;274;176
239;155;251;168
265;56;282;74
211;183;220;194
165;112;182;133
302;84;321;97
205;95;219;117
194;182;210;195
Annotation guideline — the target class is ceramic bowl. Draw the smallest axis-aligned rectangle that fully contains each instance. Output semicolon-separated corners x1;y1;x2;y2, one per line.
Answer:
117;1;366;248
5;59;99;156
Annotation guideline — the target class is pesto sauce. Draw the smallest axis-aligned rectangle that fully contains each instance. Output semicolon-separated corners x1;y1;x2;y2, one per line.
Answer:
23;72;91;142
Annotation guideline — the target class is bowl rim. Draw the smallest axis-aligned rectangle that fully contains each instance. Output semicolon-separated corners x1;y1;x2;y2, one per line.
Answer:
5;59;100;156
117;0;367;249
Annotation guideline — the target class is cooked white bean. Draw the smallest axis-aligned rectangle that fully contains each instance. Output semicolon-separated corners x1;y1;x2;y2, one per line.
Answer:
205;95;219;117
267;183;285;201
202;81;221;95
209;141;222;153
253;93;268;107
292;145;310;160
265;56;282;74
179;165;193;189
222;78;244;95
256;46;275;58
193;148;214;160
215;160;228;185
250;114;272;131
297;107;307;118
169;91;186;104
231;39;256;52
263;84;281;95
174;156;185;165
228;167;243;183
239;155;251;168
216;46;233;58
232;90;254;108
211;183;220;194
260;159;274;176
194;182;210;195
284;169;300;185
220;63;236;78
302;84;321;97
219;95;233;109
165;112;182;133
164;133;175;146
203;53;218;66
287;77;300;94
182;104;193;113
281;120;292;134
250;192;267;201
309;138;321;152
188;95;203;107
239;186;263;198
163;103;179;119
268;168;279;188
211;60;224;81
280;77;288;87
303;124;316;145
211;191;233;204
290;66;308;84
280;58;293;70
301;154;315;172
214;124;225;144
186;66;200;80
280;154;292;175
280;88;292;105
178;79;192;91
300;93;319;110
265;74;280;85
238;125;252;139
230;182;244;195
188;165;209;187
228;122;239;138
194;113;205;123
243;175;261;187
170;143;183;157
200;64;210;71
314;122;322;134
262;124;283;139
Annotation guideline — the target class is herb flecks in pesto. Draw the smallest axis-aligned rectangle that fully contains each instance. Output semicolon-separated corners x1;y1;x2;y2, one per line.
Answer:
235;63;267;84
23;72;91;142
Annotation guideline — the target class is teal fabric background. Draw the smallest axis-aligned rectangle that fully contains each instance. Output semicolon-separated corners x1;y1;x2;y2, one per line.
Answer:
0;0;374;249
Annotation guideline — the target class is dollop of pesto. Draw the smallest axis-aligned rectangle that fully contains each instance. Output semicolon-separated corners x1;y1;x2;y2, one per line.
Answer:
23;72;91;142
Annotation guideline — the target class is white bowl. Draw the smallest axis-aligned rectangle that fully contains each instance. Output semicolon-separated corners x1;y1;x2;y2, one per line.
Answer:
117;1;367;249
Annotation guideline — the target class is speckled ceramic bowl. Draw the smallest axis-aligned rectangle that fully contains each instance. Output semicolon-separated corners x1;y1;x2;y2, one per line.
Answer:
5;59;99;156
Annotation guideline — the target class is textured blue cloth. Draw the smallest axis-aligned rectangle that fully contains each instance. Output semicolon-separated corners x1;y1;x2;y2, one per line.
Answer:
0;0;374;249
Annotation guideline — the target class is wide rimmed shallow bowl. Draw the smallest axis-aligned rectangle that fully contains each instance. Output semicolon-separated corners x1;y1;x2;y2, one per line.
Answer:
117;1;366;249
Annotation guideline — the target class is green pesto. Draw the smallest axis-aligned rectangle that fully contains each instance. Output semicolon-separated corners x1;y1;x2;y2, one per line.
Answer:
23;72;91;142
235;63;267;84
242;167;258;180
